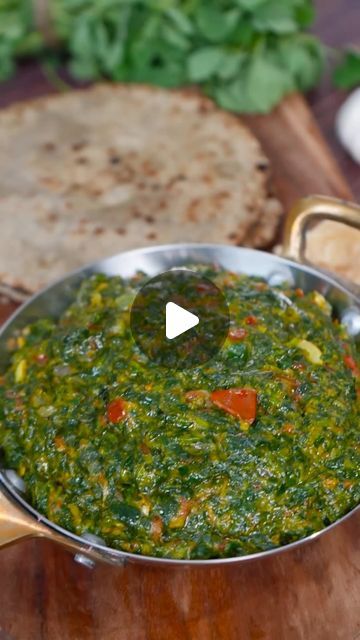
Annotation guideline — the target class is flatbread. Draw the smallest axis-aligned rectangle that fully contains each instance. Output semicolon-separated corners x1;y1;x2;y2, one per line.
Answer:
305;221;360;286
0;84;282;293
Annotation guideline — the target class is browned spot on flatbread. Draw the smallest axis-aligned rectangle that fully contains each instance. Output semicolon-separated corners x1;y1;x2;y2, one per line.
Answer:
109;155;121;165
40;176;61;189
186;199;201;223
46;212;58;222
72;141;87;151
42;141;56;152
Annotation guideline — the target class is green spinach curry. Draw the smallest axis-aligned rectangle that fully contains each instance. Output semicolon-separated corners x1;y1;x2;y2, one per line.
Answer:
0;267;359;559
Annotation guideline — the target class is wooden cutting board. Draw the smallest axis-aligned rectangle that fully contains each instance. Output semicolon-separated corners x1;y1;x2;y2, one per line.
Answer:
243;93;353;208
0;75;358;640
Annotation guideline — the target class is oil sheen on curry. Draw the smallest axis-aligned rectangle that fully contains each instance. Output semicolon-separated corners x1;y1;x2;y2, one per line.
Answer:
0;267;359;559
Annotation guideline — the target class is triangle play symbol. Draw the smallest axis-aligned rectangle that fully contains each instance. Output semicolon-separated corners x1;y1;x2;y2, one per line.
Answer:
166;302;199;340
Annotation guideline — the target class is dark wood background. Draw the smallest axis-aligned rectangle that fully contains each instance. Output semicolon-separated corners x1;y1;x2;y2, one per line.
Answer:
308;0;360;199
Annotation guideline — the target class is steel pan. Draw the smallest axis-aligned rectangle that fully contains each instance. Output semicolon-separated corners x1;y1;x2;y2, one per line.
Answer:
0;195;359;570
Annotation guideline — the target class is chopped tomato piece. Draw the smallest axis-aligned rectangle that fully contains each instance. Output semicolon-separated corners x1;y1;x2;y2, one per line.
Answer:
169;498;193;529
282;423;294;434
140;442;151;455
151;516;164;542
228;327;247;341
196;282;213;293
107;398;127;423
211;388;257;423
276;373;299;390
36;353;48;364
254;282;268;291
178;497;193;518
245;315;257;325
87;322;100;331
295;288;304;298
344;355;359;376
54;436;66;451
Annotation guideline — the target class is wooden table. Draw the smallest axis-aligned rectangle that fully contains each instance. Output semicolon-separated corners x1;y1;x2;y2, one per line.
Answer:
0;2;359;639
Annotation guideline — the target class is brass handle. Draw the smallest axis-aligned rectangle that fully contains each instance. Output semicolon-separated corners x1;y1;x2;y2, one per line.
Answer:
0;489;79;553
0;489;48;548
0;489;119;565
283;195;360;263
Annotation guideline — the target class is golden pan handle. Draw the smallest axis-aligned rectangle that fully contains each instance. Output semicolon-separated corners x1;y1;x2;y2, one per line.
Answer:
0;490;48;548
0;490;91;557
282;195;360;264
0;489;120;565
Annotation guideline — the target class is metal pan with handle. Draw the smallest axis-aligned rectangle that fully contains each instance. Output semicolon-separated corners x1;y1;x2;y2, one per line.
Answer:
0;195;359;569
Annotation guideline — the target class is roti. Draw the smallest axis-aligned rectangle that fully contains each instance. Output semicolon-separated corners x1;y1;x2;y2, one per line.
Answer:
306;221;360;286
0;84;282;293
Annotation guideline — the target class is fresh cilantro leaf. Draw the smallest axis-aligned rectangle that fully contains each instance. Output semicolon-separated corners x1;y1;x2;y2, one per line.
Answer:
162;24;191;52
245;54;294;112
213;76;254;113
277;36;324;91
235;0;267;9
129;37;186;88
295;1;316;28
0;41;15;81
196;4;240;43
166;8;194;36
252;3;298;34
229;18;255;48
188;47;226;82
334;50;360;90
0;0;326;114
69;57;99;81
217;51;246;80
213;52;293;113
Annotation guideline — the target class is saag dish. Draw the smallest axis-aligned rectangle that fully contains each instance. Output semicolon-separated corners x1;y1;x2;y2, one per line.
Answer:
0;267;359;559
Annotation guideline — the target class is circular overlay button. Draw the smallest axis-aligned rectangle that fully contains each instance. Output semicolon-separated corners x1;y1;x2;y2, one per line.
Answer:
130;269;229;368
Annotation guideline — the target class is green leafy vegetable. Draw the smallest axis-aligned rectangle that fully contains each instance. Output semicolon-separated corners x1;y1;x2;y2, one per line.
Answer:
0;0;326;113
188;46;225;82
252;2;298;34
0;0;43;81
334;49;360;90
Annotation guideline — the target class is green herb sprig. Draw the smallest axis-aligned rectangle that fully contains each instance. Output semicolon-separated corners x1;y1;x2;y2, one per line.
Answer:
334;49;360;91
0;0;326;114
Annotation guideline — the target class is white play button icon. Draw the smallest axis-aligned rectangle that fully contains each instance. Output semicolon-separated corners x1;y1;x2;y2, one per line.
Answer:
166;302;199;340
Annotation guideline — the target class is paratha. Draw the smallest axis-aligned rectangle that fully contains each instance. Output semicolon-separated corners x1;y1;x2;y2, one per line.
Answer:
0;84;282;293
305;221;360;286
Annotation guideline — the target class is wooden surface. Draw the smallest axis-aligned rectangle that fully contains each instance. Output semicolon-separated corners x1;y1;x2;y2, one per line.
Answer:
0;2;359;638
0;515;359;640
242;93;353;211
